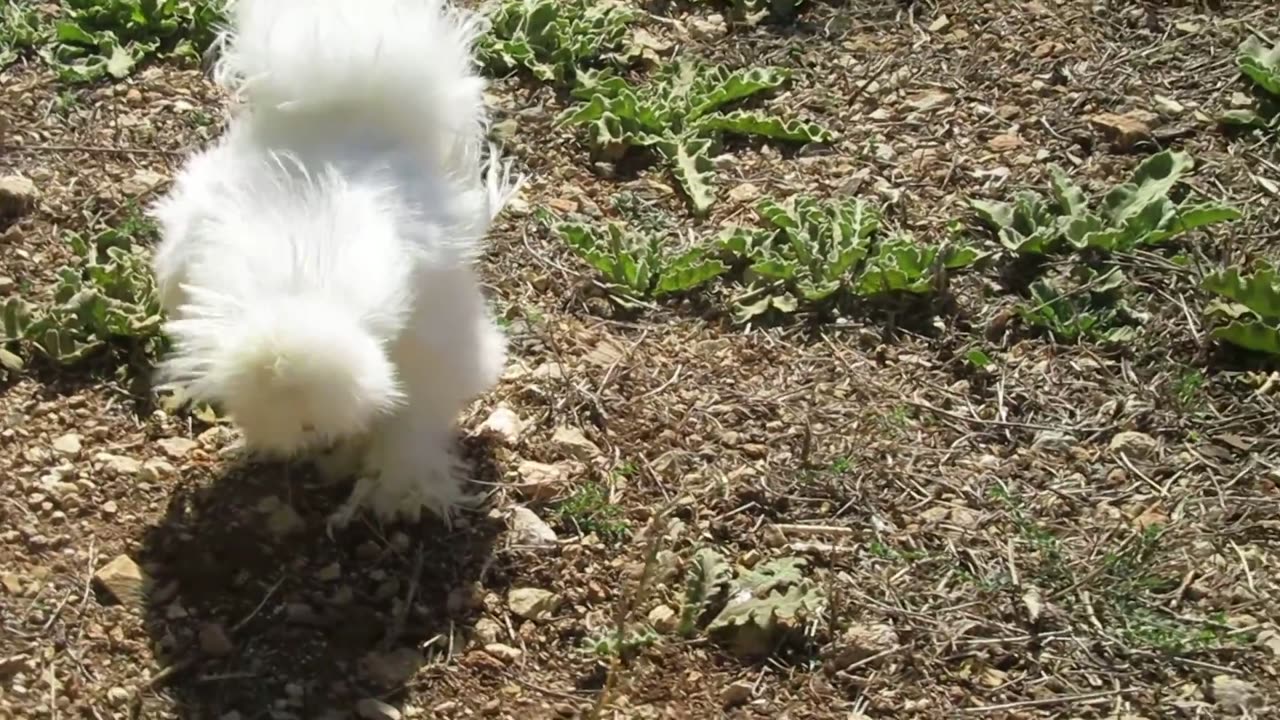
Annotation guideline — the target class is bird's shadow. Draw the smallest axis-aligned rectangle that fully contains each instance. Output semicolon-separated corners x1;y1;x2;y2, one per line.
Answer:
132;436;503;719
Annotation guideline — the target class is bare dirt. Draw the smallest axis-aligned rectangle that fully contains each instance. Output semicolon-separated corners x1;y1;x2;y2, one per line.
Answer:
2;2;1279;719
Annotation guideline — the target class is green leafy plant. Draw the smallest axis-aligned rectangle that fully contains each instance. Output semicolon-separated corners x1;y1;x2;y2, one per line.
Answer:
971;152;1239;255
677;547;732;637
553;481;630;542
42;0;222;83
560;60;835;213
2;211;165;367
1016;267;1137;344
555;221;728;305
853;234;981;296
722;196;877;320
674;548;826;657
1202;262;1280;355
477;0;636;84
722;197;980;321
1221;37;1280;131
585;625;659;658
0;1;49;69
706;556;827;657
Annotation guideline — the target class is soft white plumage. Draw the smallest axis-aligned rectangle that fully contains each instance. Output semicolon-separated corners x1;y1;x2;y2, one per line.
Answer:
151;0;515;524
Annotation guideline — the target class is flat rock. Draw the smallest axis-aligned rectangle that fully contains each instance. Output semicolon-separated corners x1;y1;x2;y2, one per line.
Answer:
1109;431;1158;460
514;460;564;501
266;503;305;538
157;437;199;459
96;452;141;477
507;587;560;622
355;698;401;720
52;433;82;458
473;616;502;645
824;623;899;671
360;648;423;688
509;506;557;546
551;426;600;461
121;169;167;197
721;680;753;708
483;643;523;664
648;604;677;634
0;175;37;217
198;623;234;656
94;554;148;607
477;405;524;446
1089;110;1159;150
1210;675;1261;710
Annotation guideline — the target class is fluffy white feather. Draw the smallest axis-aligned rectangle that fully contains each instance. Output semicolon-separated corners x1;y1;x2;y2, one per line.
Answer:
151;0;516;524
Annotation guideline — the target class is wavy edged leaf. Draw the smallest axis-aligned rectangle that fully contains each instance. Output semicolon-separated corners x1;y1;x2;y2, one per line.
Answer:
697;109;835;143
687;65;791;120
1211;318;1280;355
655;248;728;296
679;547;731;636
661;137;718;214
1101;150;1193;227
1203;264;1280;320
1239;36;1280;97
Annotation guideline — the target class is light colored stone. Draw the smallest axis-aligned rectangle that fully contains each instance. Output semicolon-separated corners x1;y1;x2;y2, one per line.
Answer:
1211;675;1260;711
551;426;600;461
121;169;167;196
825;623;899;670
477;405;524;446
473;617;502;645
721;680;753;708
94;554;147;607
507;587;560;622
355;698;401;720
509;506;557;546
266;503;305;538
198;623;233;656
1109;431;1158;460
52;433;82;458
157;437;198;459
96;452;141;477
514;460;564;501
360;648;423;688
483;643;523;664
0;175;37;217
648;604;677;634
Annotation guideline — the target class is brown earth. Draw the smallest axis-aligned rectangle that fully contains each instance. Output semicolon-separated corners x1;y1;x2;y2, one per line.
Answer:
2;2;1278;719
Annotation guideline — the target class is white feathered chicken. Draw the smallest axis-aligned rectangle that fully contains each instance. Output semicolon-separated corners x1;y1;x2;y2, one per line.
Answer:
150;0;515;526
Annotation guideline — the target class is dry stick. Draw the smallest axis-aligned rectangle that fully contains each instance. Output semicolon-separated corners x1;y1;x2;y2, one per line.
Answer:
0;143;186;156
588;508;672;720
902;398;1114;435
960;688;1138;713
383;545;426;650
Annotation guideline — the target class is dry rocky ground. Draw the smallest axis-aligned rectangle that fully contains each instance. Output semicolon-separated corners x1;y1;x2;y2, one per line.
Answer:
2;1;1279;719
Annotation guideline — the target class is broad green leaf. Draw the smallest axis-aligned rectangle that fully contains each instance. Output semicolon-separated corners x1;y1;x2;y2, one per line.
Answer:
1203;264;1280;320
970;198;1014;229
1212;319;1280;355
697;110;835;143
1239;37;1280;97
678;547;731;637
662;137;717;214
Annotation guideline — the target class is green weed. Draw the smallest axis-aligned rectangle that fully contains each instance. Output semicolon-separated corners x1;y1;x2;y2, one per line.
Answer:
554;481;630;542
1203;261;1280;356
1221;37;1280;131
560;60;834;213
477;0;636;84
45;0;222;83
552;220;727;306
2;207;165;370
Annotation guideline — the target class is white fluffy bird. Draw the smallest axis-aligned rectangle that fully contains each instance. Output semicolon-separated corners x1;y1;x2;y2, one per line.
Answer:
150;0;515;525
